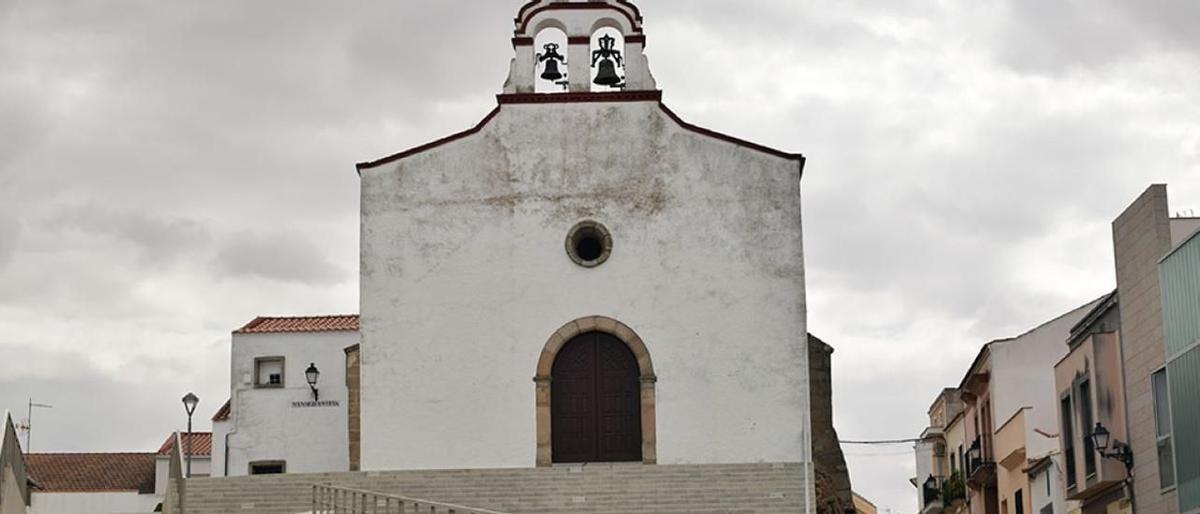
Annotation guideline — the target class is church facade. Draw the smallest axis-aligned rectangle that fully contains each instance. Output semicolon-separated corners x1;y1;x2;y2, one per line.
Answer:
357;0;811;475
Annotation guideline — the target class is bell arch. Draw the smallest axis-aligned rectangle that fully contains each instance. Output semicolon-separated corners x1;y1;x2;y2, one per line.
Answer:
534;316;657;466
589;27;626;91
533;27;569;93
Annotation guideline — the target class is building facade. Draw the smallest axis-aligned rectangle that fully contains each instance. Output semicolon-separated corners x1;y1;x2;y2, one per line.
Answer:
1159;218;1200;513
357;0;811;477
212;316;357;477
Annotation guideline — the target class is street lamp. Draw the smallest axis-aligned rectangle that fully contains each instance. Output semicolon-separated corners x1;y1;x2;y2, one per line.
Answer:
181;392;199;477
1089;422;1133;475
305;363;321;402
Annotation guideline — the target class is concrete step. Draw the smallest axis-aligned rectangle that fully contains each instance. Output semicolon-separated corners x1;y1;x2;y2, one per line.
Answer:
182;463;810;514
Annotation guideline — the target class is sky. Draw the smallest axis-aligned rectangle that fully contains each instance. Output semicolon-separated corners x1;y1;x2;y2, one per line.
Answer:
1;0;1199;511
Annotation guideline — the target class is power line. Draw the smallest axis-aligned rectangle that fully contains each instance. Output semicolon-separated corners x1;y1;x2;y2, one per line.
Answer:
839;438;921;445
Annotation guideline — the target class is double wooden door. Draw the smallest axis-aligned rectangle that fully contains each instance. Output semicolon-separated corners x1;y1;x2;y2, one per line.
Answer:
551;331;642;463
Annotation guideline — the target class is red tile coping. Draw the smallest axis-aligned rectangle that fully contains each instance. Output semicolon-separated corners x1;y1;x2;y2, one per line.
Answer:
156;432;212;457
235;315;360;334
211;399;231;422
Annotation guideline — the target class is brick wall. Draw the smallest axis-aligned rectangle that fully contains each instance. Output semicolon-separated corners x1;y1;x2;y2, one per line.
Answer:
345;345;361;472
809;334;854;514
1112;184;1177;514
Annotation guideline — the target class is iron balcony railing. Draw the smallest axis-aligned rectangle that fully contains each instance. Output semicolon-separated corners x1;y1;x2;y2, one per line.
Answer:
922;475;943;506
311;484;511;514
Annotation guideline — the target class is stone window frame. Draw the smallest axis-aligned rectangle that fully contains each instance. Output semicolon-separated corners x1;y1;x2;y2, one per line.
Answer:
248;460;286;475
565;221;613;268
534;315;656;467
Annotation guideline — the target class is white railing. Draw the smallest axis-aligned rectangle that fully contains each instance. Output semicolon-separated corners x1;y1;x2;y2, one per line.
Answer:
162;432;186;514
311;484;509;514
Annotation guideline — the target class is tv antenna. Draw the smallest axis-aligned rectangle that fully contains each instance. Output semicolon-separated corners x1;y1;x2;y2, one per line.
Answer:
16;398;53;453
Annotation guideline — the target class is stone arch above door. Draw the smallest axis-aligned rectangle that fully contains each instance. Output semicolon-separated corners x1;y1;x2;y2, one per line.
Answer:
534;316;657;466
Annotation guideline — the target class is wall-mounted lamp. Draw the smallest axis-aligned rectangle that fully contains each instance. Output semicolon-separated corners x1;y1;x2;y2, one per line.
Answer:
1090;422;1134;475
305;363;320;402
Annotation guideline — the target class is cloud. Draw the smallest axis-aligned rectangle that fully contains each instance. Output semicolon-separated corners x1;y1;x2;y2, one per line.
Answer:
213;231;348;286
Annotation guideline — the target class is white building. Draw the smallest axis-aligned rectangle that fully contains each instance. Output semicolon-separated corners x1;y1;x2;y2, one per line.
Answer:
212;316;357;477
153;432;210;495
356;0;811;472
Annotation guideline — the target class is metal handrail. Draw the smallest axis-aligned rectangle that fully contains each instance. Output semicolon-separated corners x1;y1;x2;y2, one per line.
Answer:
311;483;510;514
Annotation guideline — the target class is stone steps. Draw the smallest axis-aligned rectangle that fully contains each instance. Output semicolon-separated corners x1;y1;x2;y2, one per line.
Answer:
182;463;810;513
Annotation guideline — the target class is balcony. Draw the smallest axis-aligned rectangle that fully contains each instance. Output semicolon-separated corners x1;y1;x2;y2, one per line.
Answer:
921;476;944;514
965;437;996;489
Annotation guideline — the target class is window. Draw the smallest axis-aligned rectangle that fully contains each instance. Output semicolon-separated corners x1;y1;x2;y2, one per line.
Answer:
1061;395;1076;489
249;461;286;475
1079;380;1096;477
1014;489;1024;514
1152;368;1175;489
951;452;957;474
255;356;285;388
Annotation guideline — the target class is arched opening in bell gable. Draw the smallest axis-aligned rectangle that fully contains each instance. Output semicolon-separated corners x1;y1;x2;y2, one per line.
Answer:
533;25;569;93
589;25;626;92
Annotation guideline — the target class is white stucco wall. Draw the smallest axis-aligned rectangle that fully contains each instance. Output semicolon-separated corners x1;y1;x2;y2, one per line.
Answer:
224;331;355;476
30;492;160;514
153;456;209;496
360;99;808;470
990;300;1098;460
210;420;228;477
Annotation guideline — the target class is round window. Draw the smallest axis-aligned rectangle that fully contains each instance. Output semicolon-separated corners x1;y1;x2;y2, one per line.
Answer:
566;221;612;268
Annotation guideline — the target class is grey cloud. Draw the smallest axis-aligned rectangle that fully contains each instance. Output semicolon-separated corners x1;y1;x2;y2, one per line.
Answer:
42;204;212;269
213;230;348;286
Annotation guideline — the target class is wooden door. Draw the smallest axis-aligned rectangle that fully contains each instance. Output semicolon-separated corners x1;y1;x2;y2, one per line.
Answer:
551;331;642;463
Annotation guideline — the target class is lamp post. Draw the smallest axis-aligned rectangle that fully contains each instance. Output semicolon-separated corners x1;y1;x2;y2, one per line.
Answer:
182;392;199;477
1089;422;1133;476
305;363;320;402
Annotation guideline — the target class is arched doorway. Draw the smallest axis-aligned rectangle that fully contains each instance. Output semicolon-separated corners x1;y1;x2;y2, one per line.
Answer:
534;316;656;467
551;331;642;463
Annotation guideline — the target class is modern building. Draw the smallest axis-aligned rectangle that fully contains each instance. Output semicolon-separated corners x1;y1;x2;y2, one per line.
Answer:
1159;213;1200;513
1110;185;1199;514
957;301;1098;514
211;315;358;477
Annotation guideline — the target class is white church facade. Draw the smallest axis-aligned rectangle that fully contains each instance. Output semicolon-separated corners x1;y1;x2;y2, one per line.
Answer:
356;0;812;472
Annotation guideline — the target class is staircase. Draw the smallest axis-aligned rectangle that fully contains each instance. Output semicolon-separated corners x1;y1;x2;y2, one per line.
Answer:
182;463;810;513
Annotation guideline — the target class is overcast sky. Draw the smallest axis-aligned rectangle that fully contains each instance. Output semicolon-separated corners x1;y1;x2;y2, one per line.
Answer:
2;0;1198;511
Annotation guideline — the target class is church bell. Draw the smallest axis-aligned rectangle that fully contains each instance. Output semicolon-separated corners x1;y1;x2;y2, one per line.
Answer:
541;59;563;81
593;58;622;86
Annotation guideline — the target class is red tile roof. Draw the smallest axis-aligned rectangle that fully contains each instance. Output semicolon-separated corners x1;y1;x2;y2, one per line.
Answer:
25;453;156;493
235;315;359;334
156;432;212;457
212;399;231;422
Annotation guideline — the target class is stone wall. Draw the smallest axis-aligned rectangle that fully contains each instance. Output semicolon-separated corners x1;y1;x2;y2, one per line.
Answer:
809;334;854;514
1112;184;1177;513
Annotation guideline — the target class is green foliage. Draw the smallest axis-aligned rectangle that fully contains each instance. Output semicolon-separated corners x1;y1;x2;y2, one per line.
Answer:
941;470;966;503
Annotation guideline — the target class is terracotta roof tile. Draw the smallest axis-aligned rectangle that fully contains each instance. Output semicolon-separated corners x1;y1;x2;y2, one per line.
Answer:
235;315;359;334
156;432;212;456
25;453;156;493
211;399;231;422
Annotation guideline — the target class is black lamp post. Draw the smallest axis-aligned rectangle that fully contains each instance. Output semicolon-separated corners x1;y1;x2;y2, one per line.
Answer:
181;392;199;477
305;363;320;402
1090;422;1133;476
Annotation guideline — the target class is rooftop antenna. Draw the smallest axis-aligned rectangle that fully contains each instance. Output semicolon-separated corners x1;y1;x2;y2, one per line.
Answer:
16;398;53;453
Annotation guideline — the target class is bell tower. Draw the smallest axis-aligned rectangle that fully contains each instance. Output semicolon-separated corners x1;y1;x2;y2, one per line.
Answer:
503;0;656;94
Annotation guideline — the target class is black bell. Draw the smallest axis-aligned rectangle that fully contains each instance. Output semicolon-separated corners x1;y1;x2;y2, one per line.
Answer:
593;58;622;86
541;60;563;81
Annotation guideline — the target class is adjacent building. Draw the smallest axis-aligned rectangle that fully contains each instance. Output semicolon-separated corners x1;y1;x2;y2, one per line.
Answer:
24;454;158;514
211;316;357;477
1159;215;1200;513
